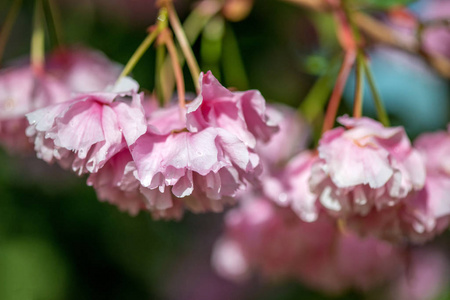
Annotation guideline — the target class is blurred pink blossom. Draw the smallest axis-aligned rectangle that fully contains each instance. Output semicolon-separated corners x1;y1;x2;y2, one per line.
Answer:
403;128;450;242
0;47;122;154
46;47;122;93
421;0;450;58
212;197;405;294
389;248;450;300
0;67;70;152
256;104;309;167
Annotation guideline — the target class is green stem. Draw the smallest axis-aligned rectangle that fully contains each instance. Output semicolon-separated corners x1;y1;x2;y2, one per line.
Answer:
45;0;64;47
167;1;201;91
362;57;390;127
0;0;22;66
31;0;45;75
155;43;167;105
160;2;219;103
161;29;185;110
116;8;168;83
299;53;341;123
353;51;364;118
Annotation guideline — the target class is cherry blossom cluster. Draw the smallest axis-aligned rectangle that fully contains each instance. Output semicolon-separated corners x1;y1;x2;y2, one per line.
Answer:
0;48;121;152
1;46;449;240
212;106;450;293
13;52;277;219
0;0;449;297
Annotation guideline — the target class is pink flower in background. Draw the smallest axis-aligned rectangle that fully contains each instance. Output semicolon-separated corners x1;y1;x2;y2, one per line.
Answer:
256;104;309;167
0;47;122;154
246;104;316;221
389;248;449;300
402;128;450;242
46;47;122;93
212;197;405;294
279;151;320;222
0;67;70;152
309;116;426;229
346;126;450;243
26;77;147;175
421;0;450;58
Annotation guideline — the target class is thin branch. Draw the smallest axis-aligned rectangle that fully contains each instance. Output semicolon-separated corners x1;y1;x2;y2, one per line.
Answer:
362;56;390;127
160;29;186;110
322;50;356;133
166;1;201;91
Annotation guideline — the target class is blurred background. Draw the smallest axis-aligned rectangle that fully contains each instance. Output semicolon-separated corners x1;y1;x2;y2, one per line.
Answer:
0;0;449;299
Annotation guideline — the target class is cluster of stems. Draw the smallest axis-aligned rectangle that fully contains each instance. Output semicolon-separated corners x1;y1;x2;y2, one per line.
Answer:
321;0;390;134
117;0;204;111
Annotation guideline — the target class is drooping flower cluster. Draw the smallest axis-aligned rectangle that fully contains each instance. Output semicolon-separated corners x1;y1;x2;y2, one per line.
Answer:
212;197;406;293
26;77;146;175
212;107;450;295
213;196;450;297
310;116;425;217
25;70;277;219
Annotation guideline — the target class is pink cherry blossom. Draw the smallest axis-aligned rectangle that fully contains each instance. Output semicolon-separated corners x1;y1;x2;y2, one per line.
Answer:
422;0;450;58
186;71;278;148
86;149;146;216
26;78;147;175
0;67;70;153
279;151;320;222
401;128;450;242
212;197;405;294
309;116;426;223
389;248;450;300
247;105;315;221
0;47;121;154
345;127;450;243
119;71;276;218
256;104;309;167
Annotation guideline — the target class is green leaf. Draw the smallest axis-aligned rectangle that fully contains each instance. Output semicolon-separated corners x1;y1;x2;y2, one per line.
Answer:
356;0;417;9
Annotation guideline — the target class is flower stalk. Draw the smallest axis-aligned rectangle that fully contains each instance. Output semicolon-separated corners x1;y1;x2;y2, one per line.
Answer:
160;28;185;110
31;0;45;76
362;57;390;127
46;0;64;47
322;50;356;133
116;8;168;83
352;51;364;118
0;0;22;66
165;0;201;92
